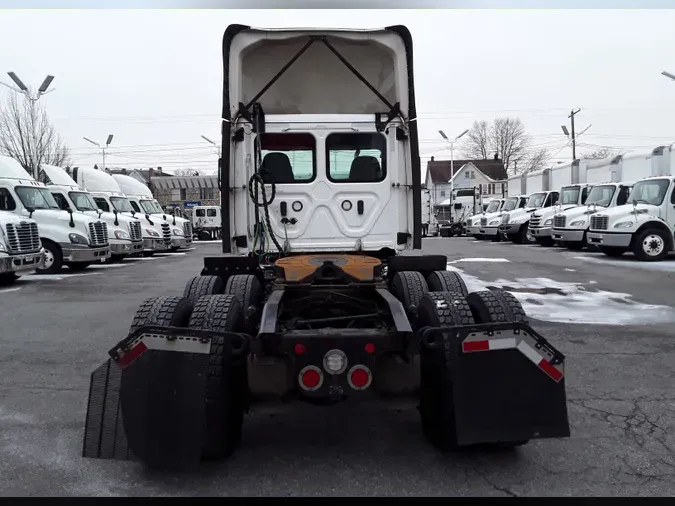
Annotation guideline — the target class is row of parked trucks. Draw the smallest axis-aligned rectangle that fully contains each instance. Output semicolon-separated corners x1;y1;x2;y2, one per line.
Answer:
464;144;675;261
0;155;193;285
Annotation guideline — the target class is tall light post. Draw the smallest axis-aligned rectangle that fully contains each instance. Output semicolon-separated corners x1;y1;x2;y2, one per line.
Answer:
201;134;221;158
83;134;114;171
439;129;469;205
661;70;675;81
0;72;55;181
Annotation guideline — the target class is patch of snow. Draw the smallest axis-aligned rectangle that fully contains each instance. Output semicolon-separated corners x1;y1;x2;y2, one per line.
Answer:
194;240;222;244
564;268;576;272
23;272;99;281
0;287;21;293
573;255;675;272
448;258;510;264
446;263;675;325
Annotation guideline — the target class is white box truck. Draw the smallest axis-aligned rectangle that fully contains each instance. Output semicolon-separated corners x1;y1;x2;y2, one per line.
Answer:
0;210;45;285
0;156;110;273
192;205;223;241
41;165;144;262
111;174;193;251
69;167;171;256
587;145;675;261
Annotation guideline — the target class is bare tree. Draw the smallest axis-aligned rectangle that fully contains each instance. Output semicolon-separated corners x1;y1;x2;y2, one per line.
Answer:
519;148;551;174
0;91;71;178
462;116;537;175
174;168;202;176
581;147;619;159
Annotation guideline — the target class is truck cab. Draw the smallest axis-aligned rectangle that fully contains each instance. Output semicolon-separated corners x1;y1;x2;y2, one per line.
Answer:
421;189;438;237
69;167;171;256
475;195;528;241
0;210;45;284
111;174;193;251
551;182;633;250
41;165;144;261
466;198;503;239
528;183;592;246
0;156;110;274
499;191;559;244
587;176;675;261
192;205;222;241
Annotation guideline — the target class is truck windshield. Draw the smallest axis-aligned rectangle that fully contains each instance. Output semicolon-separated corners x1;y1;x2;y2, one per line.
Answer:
627;179;671;206
585;185;616;207
15;186;60;210
526;193;546;208
485;200;501;213
68;192;98;211
560;186;580;205
110;197;134;213
140;199;163;213
501;198;518;211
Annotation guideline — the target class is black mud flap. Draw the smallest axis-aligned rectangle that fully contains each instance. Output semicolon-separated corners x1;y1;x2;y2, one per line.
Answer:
82;325;248;469
419;322;570;446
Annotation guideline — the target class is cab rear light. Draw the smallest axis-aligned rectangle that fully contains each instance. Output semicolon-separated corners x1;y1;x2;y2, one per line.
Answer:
298;365;323;391
347;365;372;391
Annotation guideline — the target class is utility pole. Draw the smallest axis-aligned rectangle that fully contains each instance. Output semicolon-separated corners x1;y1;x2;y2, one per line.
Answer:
568;108;581;160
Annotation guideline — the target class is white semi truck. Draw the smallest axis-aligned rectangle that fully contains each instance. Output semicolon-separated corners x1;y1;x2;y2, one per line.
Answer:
41;165;144;262
465;198;503;239
0;210;45;285
587;145;675;261
111;174;193;251
69;167;171;256
192;205;223;241
0;155;110;273
475;195;528;241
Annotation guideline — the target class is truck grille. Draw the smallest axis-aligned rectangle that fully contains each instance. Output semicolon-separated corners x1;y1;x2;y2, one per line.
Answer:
5;222;41;253
183;221;192;238
553;215;566;228
128;220;142;241
88;221;108;246
161;222;171;244
590;215;609;231
530;214;542;228
480;217;487;226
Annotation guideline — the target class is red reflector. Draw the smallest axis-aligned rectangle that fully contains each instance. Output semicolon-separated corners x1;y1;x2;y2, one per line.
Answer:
118;341;147;368
301;369;321;388
538;358;563;382
350;368;370;388
294;343;306;355
462;340;489;353
364;343;375;354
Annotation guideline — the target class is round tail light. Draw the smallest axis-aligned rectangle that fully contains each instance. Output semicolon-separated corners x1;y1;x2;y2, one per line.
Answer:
347;365;372;391
298;365;323;391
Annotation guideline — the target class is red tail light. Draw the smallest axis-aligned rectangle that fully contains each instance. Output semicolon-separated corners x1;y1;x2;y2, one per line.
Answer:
298;365;323;391
347;365;372;391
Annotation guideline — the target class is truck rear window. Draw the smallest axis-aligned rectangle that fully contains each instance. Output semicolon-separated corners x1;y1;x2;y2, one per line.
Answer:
257;133;316;184
326;132;386;183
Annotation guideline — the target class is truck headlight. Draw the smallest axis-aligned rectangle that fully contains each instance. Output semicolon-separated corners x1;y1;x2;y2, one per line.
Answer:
489;219;499;226
614;221;635;229
145;228;160;237
172;227;184;236
544;219;552;226
570;220;586;227
69;233;89;245
0;241;6;252
114;230;130;240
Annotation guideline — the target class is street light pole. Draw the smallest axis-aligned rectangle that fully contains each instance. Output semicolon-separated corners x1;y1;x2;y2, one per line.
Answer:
438;128;469;213
83;134;114;171
201;134;221;158
0;72;55;181
661;70;675;81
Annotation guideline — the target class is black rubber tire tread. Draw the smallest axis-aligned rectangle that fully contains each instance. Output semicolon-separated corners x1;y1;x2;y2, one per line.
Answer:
183;275;225;303
188;294;246;460
36;239;63;274
632;228;669;262
417;291;474;452
465;289;529;324
391;271;429;309
129;296;194;332
426;270;469;298
224;274;262;311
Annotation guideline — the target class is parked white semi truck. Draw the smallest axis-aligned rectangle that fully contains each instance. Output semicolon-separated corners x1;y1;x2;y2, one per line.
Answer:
68;167;171;256
111;174;193;250
192;205;223;241
475;195;528;241
421;189;438;237
0;210;45;285
465;198;503;239
41;165;144;262
586;145;675;261
0;156;110;273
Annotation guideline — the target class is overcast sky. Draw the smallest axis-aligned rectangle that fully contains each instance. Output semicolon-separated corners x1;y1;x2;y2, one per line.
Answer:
1;9;675;175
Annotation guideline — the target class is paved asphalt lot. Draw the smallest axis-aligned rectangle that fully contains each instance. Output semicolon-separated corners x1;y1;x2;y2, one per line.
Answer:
1;238;674;496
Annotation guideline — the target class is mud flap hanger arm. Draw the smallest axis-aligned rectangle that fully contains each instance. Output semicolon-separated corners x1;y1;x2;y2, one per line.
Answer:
233;35;404;132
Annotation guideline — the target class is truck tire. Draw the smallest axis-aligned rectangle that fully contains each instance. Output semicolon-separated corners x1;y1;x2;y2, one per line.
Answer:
465;289;529;324
632;228;669;262
66;262;91;272
518;224;534;244
417;291;474;452
0;273;18;286
35;239;63;274
600;246;625;258
129;295;194;332
188;294;247;460
426;270;469;297
391;271;429;312
225;274;263;313
183;275;225;304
